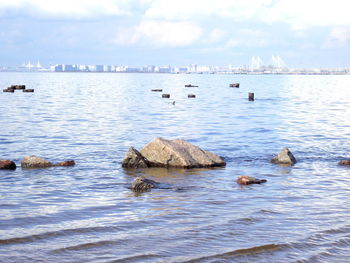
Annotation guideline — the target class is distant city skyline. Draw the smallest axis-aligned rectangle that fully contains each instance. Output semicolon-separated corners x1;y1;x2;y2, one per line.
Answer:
1;0;350;68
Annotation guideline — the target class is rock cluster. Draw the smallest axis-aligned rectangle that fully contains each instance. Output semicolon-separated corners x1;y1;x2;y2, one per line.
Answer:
21;156;75;169
3;85;34;93
122;138;226;169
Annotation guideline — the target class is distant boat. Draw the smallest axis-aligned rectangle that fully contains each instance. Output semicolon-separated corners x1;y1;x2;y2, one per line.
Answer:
185;84;198;87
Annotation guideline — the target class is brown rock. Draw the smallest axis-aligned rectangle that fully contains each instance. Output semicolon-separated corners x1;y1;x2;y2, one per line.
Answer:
131;176;158;192
54;160;75;167
23;89;34;92
3;88;15;93
21;156;53;168
0;160;17;170
122;147;149;168
21;156;75;169
236;175;267;185
338;160;350;166
271;147;297;165
139;137;226;168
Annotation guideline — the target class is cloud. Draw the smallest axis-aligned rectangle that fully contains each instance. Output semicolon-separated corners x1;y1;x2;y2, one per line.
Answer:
225;29;270;48
207;29;227;43
114;20;202;47
262;0;350;30
0;0;133;18
323;27;350;48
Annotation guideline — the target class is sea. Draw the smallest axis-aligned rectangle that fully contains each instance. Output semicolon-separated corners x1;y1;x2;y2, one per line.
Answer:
0;72;350;263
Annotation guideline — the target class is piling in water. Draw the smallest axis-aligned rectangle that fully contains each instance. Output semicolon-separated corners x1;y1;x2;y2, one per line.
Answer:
248;92;254;101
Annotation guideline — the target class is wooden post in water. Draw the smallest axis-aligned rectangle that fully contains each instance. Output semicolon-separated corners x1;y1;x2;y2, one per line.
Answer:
248;92;254;101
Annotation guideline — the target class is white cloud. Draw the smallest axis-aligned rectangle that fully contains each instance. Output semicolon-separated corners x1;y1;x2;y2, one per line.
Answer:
324;27;350;48
225;29;269;48
114;20;202;47
262;0;350;30
0;0;132;18
207;29;227;43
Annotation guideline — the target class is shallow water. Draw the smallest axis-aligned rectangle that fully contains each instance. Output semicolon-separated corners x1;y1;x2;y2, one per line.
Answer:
0;72;350;262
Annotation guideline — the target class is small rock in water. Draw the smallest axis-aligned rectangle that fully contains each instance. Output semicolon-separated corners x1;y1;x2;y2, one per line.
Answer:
236;175;267;185
271;147;297;165
54;160;76;167
229;83;240;88
338;160;350;166
131;176;158;192
122;147;149;168
0;160;17;170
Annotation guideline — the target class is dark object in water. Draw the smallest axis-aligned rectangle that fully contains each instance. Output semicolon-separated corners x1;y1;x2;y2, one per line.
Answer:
53;160;75;167
248;92;254;101
23;89;34;92
271;147;297;165
151;89;163;92
131;176;159;192
12;85;25;90
3;88;15;93
0;160;17;170
236;175;267;185
188;94;196;98
185;84;198;87
162;94;170;98
230;83;240;88
338;159;350;166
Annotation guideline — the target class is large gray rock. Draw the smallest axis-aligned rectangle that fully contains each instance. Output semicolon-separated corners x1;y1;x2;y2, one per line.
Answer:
131;176;158;192
139;137;226;168
21;155;75;169
271;147;297;165
122;147;149;168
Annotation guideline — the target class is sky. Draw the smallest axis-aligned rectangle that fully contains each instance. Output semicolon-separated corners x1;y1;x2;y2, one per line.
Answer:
0;0;350;68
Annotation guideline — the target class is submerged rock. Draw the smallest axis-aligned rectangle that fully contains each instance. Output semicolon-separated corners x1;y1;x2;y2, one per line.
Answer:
131;176;158;192
0;160;17;170
236;175;267;185
21;155;75;169
54;160;75;167
122;147;149;168
139;137;226;168
338;160;350;166
271;147;297;165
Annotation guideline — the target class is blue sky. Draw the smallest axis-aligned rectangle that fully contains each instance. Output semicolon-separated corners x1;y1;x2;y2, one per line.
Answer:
1;0;350;67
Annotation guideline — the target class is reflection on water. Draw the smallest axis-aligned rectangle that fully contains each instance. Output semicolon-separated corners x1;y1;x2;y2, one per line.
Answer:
0;72;350;262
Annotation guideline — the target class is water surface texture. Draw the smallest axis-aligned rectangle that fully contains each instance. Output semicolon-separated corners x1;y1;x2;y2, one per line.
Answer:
1;72;350;263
